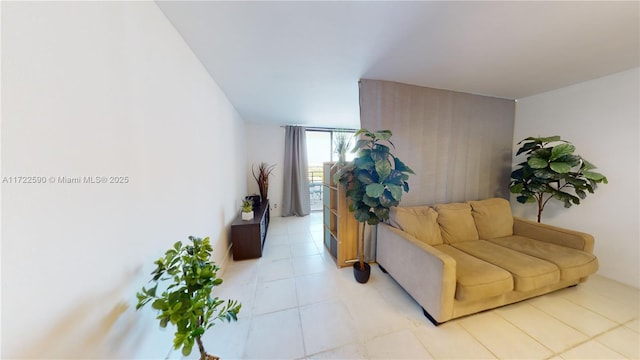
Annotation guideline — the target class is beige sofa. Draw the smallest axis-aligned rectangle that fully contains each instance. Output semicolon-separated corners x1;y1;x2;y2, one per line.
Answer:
376;198;598;325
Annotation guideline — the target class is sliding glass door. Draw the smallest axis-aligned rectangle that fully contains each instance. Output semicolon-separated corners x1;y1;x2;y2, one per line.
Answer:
306;129;356;211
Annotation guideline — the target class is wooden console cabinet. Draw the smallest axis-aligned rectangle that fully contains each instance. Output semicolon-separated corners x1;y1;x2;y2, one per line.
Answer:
231;200;270;260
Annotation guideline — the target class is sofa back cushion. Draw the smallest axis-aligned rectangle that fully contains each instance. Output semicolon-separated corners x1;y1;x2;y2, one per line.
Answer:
388;206;443;246
468;198;514;239
433;202;479;244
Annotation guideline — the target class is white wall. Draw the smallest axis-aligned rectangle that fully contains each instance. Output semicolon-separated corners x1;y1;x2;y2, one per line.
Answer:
1;2;246;358
245;123;285;217
513;68;639;288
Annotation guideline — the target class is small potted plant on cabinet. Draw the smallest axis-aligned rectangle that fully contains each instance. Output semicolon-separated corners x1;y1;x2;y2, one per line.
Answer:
136;236;241;360
335;129;414;283
241;199;254;220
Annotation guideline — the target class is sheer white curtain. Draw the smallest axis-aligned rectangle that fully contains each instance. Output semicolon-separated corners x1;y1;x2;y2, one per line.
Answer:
282;126;310;216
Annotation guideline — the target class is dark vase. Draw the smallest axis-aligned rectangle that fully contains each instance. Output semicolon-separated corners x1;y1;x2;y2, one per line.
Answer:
353;262;371;284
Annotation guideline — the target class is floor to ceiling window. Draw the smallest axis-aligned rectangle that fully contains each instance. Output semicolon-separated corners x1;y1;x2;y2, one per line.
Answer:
306;128;356;211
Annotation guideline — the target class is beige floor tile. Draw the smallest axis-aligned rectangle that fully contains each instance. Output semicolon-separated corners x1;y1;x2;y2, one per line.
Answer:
341;286;414;341
625;319;640;333
595;325;640;359
295;272;340;306
252;277;297;315
458;311;553;359
413;321;496;359
528;295;618;337
264;233;290;247
300;299;359;355
257;257;294;282
291;241;321;258
199;319;249;359
244;308;305;359
221;258;260;287
495;302;589;352
559;286;639;324
364;330;433;359
559;339;626;359
307;343;367;359
211;281;255;321
261;243;292;261
267;219;288;236
292;253;332;276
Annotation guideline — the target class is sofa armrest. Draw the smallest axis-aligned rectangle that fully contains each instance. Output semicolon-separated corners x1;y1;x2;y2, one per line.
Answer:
377;223;457;323
513;217;595;253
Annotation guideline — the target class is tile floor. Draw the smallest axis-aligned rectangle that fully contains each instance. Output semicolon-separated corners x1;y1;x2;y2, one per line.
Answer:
204;213;639;359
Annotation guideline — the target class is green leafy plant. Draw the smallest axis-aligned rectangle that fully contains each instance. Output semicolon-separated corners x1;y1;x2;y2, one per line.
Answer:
335;129;414;272
241;199;253;213
509;136;608;222
136;236;241;360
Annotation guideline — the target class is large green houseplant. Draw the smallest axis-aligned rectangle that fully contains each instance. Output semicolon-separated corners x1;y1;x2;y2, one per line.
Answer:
335;129;414;283
136;236;241;360
509;136;608;222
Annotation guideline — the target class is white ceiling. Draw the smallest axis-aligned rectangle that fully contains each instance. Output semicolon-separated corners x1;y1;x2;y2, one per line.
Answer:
156;1;639;128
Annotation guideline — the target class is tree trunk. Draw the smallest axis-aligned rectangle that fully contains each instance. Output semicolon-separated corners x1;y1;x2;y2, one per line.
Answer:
359;222;365;270
197;335;207;360
537;196;543;223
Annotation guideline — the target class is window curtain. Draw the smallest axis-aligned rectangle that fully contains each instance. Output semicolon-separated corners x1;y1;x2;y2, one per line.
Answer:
282;126;310;216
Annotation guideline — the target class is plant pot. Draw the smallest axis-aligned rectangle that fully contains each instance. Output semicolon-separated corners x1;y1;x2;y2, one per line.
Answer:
241;211;253;220
353;262;371;283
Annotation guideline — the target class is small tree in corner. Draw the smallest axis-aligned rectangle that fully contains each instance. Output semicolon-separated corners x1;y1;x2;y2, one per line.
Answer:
509;136;607;222
136;236;241;360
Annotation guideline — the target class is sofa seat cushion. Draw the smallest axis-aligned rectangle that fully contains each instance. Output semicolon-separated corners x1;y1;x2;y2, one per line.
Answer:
452;240;560;292
389;206;443;246
434;202;479;244
435;245;513;301
468;198;514;239
488;236;598;281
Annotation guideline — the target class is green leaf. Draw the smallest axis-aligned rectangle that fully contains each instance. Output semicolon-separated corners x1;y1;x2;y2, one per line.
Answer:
374;207;390;220
550;143;575;161
356;169;375;185
509;183;524;194
373;130;392;141
375;160;391;182
362;194;380;208
365;183;385;198
583;171;606;182
152;299;167;310
191;327;205;337
550;161;572;173
387;184;403;201
181;342;193;357
528;157;548;169
354;207;371;223
370;145;390;162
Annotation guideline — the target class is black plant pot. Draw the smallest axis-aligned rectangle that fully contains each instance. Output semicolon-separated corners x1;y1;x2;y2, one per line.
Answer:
353;262;371;284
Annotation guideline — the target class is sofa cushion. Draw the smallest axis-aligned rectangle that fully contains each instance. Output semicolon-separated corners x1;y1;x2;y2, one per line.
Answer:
452;240;560;292
468;198;514;239
435;244;513;301
389;206;443;246
488;236;598;281
434;202;479;244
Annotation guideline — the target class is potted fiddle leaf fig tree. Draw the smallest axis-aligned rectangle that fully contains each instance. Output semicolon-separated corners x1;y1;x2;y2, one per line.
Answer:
136;236;241;360
335;129;414;283
509;135;608;222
